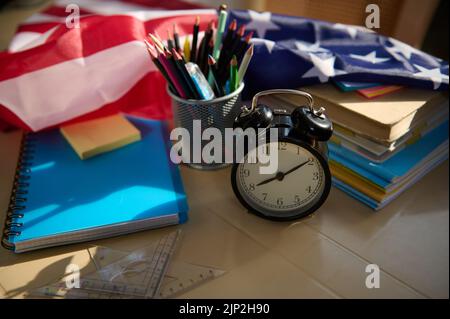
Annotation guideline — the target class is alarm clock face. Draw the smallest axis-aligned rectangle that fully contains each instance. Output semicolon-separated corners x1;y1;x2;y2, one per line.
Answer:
231;139;331;220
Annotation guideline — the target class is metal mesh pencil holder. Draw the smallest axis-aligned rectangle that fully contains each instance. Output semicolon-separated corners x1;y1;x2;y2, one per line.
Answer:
168;83;245;170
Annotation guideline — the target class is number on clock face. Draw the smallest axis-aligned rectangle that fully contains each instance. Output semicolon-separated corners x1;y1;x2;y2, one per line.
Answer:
236;141;326;216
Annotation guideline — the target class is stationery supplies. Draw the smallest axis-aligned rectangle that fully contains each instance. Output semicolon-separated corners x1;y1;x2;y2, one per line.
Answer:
237;44;254;85
229;55;238;92
173;24;181;51
183;37;191;62
208;55;225;96
60;114;141;160
33;231;180;299
185;62;215;100
191;16;200;62
2;116;188;253
334;80;382;92
145;7;253;100
213;4;228;60
357;84;403;99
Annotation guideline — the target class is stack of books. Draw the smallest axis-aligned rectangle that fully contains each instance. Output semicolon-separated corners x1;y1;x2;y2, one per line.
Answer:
273;84;449;210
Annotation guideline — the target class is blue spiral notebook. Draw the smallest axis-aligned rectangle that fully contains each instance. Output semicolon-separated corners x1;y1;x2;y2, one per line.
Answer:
2;116;188;253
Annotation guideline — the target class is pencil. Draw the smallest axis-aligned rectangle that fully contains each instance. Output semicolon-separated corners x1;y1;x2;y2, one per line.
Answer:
167;29;174;51
148;33;165;52
237;44;253;85
230;55;238;92
155;45;187;98
183;37;191;62
172;48;200;99
198;20;214;75
144;40;176;92
208;55;225;96
236;31;254;62
212;5;228;60
191;16;200;62
166;48;191;98
173;24;181;51
221;19;237;55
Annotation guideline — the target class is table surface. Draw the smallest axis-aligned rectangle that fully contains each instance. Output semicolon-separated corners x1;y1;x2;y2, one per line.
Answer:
0;129;448;299
0;1;448;299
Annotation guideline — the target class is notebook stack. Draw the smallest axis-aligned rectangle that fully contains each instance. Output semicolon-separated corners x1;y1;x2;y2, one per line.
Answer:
274;84;449;210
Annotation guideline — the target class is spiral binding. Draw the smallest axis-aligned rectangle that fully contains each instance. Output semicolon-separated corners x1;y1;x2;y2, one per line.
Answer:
1;133;35;251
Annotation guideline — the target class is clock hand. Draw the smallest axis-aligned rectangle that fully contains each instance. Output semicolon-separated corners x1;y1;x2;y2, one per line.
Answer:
282;160;310;178
256;173;283;186
256;160;310;187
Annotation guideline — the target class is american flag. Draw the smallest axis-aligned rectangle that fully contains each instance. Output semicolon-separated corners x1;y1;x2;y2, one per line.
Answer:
0;1;448;131
228;10;449;98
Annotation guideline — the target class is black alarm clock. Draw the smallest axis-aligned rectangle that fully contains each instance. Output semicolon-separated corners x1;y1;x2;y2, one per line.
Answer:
231;89;333;221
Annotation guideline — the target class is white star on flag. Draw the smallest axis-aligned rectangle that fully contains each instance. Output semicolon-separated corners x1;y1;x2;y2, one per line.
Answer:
349;51;390;64
413;64;449;90
245;10;281;38
332;23;373;39
302;53;346;83
295;41;329;53
249;38;276;53
387;38;422;60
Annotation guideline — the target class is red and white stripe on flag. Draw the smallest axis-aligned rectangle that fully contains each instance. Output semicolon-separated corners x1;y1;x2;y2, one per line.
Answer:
0;0;217;131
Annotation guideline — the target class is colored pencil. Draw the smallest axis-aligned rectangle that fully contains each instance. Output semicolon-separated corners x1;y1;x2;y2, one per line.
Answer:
148;33;165;52
221;19;237;55
198;20;214;75
191;16;200;62
230;55;238;92
167;29;174;51
183;37;191;62
236;31;254;62
155;45;187;98
208;55;225;96
237;44;253;85
173;24;181;51
172;48;200;99
212;5;228;60
144;40;175;92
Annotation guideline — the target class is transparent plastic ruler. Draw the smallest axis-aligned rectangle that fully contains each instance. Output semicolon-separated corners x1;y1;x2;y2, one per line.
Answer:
32;230;180;299
158;261;225;298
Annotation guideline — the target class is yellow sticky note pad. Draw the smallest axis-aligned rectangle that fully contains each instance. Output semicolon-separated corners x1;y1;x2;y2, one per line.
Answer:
60;114;141;159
